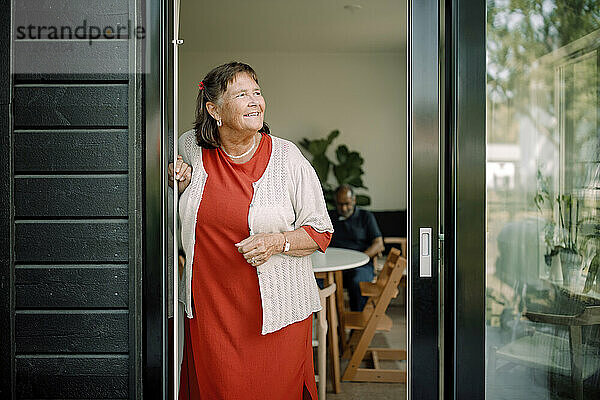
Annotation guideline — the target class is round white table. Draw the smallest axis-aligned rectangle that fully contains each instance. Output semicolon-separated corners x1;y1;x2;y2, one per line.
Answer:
311;247;370;393
311;247;370;273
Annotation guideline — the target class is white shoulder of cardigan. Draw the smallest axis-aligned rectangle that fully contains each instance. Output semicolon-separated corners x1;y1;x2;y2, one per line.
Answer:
176;130;310;167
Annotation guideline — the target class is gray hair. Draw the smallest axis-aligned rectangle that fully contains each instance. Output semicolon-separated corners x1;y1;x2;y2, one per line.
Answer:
335;184;355;199
193;61;270;148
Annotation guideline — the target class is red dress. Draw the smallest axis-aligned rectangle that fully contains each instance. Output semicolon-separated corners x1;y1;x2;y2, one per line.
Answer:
179;134;331;400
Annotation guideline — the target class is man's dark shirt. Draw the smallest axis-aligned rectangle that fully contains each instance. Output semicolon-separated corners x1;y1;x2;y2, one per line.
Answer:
329;207;382;252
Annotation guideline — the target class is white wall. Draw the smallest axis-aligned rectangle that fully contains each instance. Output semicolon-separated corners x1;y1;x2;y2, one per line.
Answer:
178;50;407;210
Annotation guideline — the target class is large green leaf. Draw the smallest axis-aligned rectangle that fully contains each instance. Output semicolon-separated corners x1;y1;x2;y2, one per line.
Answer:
311;155;331;184
345;152;364;166
298;138;311;151
345;175;365;188
335;145;349;164
299;129;370;207
584;253;600;294
327;130;340;143
299;130;339;158
323;189;336;210
332;164;349;183
308;140;329;157
332;150;366;188
355;194;371;206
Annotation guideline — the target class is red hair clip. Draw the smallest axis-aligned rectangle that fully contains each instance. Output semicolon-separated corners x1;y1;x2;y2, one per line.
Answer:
198;81;205;90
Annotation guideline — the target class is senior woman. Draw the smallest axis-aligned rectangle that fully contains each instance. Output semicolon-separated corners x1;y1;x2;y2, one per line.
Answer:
169;62;333;400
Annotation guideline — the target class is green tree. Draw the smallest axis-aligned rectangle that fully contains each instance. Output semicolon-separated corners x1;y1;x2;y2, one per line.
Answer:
487;0;600;143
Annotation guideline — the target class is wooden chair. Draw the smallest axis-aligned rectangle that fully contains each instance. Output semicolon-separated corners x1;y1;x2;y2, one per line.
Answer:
373;237;407;306
341;248;407;382
489;304;600;400
384;237;407;258
373;237;407;273
313;283;336;400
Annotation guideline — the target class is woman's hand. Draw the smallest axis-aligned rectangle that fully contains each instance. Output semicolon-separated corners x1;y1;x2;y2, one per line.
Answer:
168;155;192;194
235;233;285;267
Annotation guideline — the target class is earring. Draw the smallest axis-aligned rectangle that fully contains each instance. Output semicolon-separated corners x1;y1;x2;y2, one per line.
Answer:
217;119;222;127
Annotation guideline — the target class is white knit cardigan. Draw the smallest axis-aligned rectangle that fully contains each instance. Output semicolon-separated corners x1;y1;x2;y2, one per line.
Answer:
177;130;334;334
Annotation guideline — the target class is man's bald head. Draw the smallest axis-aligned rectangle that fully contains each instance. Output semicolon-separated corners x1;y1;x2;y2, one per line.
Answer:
335;184;356;218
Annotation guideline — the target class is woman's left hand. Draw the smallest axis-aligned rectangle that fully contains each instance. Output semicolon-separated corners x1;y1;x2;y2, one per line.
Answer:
235;233;284;267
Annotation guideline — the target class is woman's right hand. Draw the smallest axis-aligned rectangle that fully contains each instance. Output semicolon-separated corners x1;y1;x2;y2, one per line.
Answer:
168;155;192;194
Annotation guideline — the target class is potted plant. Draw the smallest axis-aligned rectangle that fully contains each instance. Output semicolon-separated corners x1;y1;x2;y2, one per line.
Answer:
534;171;556;266
534;172;582;285
299;130;371;209
555;194;582;284
580;216;600;293
579;164;600;293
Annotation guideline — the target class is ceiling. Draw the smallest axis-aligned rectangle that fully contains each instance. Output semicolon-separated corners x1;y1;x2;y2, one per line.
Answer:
179;0;406;53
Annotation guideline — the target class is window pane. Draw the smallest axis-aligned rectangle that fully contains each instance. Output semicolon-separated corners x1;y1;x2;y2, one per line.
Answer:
486;2;600;399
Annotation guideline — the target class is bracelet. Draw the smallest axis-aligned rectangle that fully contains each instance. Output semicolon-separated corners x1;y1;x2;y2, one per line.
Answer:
282;232;290;253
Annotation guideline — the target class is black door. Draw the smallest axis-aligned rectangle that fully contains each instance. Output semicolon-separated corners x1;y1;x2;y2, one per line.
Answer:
0;0;157;397
408;0;441;398
446;0;600;399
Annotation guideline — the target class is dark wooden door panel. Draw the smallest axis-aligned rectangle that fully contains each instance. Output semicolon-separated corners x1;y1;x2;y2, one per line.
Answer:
15;222;128;263
4;0;145;397
13;85;128;128
15;176;128;217
0;104;12;396
14;42;129;77
16;312;128;353
15;266;128;308
14;130;129;172
16;356;128;398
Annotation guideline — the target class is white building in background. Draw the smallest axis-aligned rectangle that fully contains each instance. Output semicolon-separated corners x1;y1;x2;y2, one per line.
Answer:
487;143;520;190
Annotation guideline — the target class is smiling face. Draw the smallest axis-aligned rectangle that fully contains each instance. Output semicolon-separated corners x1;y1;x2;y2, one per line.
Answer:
211;73;265;135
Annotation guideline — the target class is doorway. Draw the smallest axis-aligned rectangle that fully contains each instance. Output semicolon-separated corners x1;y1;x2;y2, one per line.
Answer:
169;1;408;399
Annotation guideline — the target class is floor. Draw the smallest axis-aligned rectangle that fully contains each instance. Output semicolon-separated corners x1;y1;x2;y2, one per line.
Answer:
322;295;407;400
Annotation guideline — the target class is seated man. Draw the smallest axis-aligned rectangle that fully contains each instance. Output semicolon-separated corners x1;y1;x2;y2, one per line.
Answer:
329;185;384;311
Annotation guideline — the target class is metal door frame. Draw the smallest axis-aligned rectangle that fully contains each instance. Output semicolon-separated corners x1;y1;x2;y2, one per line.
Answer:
143;0;170;397
444;0;486;398
408;0;440;398
408;0;486;398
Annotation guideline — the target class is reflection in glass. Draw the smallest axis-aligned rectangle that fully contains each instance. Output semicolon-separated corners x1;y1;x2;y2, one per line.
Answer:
486;2;600;399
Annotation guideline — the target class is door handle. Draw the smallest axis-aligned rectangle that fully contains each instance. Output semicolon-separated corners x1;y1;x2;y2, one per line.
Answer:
419;227;432;277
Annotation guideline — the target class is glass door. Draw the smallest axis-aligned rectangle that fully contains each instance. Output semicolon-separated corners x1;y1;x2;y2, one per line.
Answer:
484;1;600;399
442;1;600;399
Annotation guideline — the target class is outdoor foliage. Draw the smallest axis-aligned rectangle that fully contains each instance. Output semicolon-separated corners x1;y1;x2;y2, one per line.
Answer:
487;0;600;143
534;173;580;254
535;169;600;292
493;1;600;290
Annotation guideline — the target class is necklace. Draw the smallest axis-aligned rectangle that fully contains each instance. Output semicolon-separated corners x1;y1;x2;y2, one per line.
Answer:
220;134;257;159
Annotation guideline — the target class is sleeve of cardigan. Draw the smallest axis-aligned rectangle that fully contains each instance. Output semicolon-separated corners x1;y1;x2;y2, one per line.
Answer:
178;129;195;165
301;226;332;253
169;130;192;238
289;144;334;234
